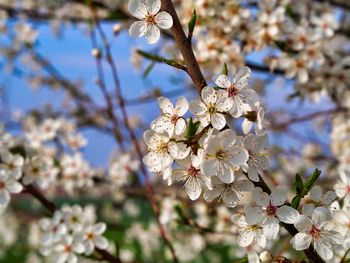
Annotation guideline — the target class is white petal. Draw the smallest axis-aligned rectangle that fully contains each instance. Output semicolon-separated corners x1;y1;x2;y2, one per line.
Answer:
93;223;106;235
217;164;234;184
216;98;233;113
242;119;253;135
215;74;231;88
128;0;147;19
314;238;333;260
146;0;161;14
236;179;254;192
312;207;328;225
294;215;312;232
270;189;286;206
129;21;147;38
291;233;312;250
6;180;23;193
276;206;299;224
185;177;202;200
94;236;109;250
248;166;259;182
189;100;206;115
0;190;10;207
155;11;173;29
252;187;269;207
325;230;343;245
234;66;251;90
231;148;249;165
146;24;160;44
211;113;226;130
238;230;254;247
175;96;189;116
201;86;217;105
201;158;217;177
175;118;186;135
263;221;279;240
157;96;174;115
321;191;337;205
310;185;322;202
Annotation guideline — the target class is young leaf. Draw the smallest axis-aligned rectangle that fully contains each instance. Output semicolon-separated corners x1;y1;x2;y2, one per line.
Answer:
303;169;321;193
187;9;197;40
295;173;304;195
221;63;229;76
186;118;201;141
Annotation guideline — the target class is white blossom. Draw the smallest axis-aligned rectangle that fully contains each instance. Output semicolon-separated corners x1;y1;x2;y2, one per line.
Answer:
291;208;343;260
189;86;233;130
128;0;173;44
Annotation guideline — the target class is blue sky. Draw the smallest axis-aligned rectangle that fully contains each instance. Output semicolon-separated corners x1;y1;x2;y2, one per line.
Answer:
1;22;333;166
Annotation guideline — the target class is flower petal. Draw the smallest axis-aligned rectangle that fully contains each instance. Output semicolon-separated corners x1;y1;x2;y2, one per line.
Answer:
215;74;231;88
146;24;160;44
155;11;173;29
129;21;147;38
128;0;147;19
276;206;299;224
291;233;312;250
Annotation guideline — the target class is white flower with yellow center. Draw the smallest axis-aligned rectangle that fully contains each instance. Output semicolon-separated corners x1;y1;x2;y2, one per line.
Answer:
189;86;233;130
128;0;173;44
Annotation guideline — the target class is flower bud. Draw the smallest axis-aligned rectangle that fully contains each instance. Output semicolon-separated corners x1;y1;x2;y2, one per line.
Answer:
259;251;272;263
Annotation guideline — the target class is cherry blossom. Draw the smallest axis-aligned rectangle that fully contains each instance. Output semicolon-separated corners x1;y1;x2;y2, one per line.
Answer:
204;175;253;207
128;0;173;44
231;213;266;248
215;67;258;118
189;86;233;130
291;208;343;260
202;129;249;183
0;170;23;208
172;154;212;200
151;96;188;136
247;187;299;239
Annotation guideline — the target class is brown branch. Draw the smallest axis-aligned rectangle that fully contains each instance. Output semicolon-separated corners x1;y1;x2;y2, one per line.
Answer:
89;29;126;150
271;107;346;130
161;0;207;91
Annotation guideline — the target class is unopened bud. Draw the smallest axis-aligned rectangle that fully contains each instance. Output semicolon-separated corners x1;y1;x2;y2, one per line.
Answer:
91;48;101;58
113;23;122;35
259;251;272;263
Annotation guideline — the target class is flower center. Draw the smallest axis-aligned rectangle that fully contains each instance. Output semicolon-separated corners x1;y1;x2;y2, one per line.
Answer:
156;142;168;153
86;232;94;240
266;204;277;216
307;225;321;239
207;103;216;114
170;115;179;124
0;181;5;189
145;14;156;25
215;149;226;160
227;84;238;97
187;165;200;177
64;245;72;253
246;224;262;231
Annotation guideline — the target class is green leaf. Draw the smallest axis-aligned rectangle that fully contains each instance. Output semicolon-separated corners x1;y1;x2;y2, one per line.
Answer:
295;173;304;195
186;118;201;141
304;169;321;193
136;50;186;71
143;62;155;78
291;196;301;209
221;63;229;76
187;9;197;37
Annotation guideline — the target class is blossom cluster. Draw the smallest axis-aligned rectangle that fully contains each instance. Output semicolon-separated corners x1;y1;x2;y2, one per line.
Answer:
38;205;109;263
143;66;267;204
